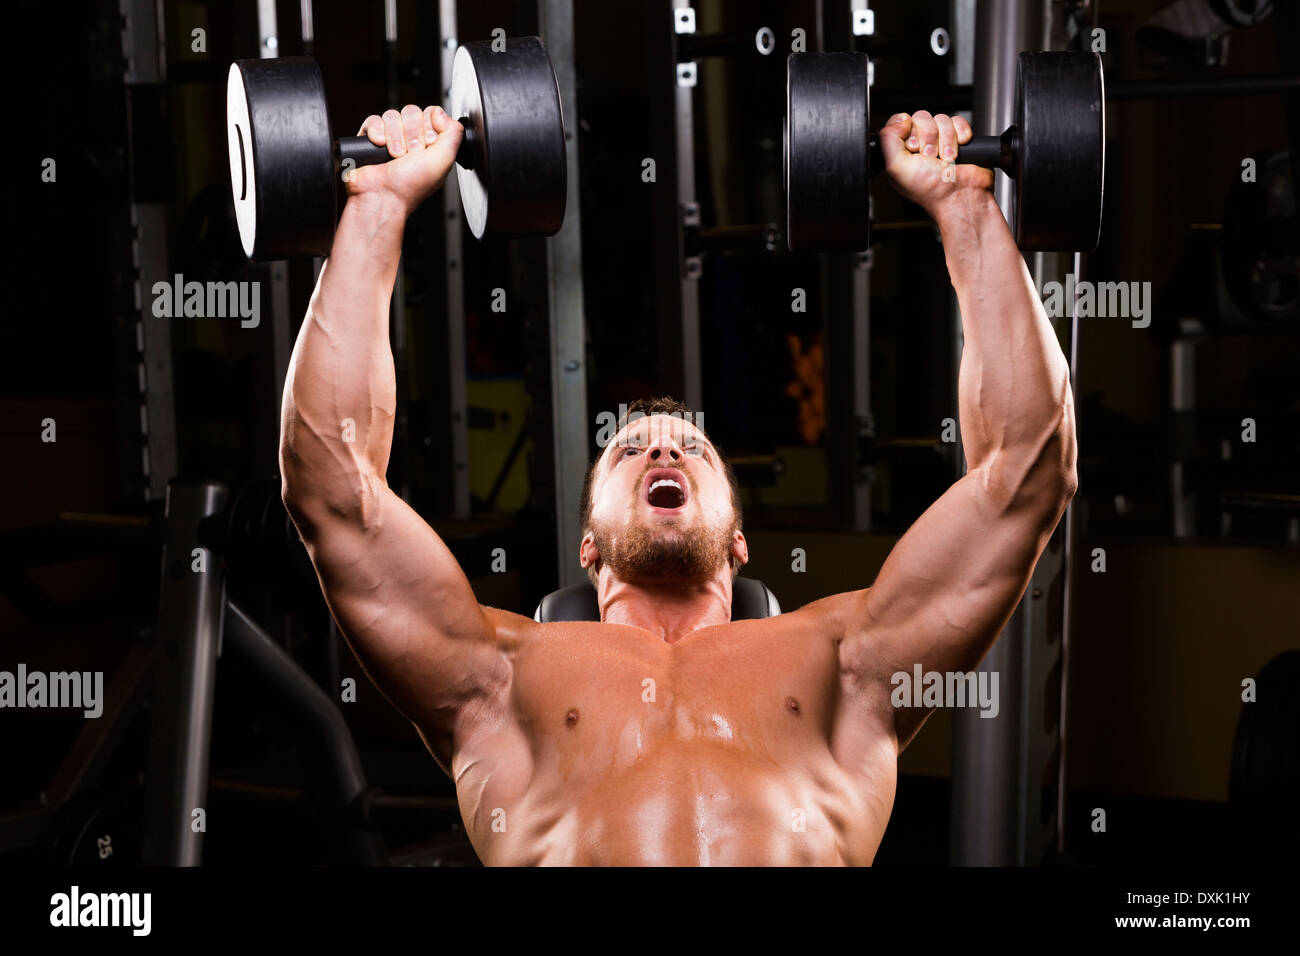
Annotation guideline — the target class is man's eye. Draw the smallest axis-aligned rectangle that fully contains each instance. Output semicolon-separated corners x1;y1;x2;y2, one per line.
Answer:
623;447;640;456
684;445;703;457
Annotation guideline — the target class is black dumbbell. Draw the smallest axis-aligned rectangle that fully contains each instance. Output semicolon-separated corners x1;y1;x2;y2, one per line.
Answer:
785;51;1105;253
226;36;567;261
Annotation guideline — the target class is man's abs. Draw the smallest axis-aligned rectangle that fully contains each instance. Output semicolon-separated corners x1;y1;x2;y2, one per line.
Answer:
442;610;898;865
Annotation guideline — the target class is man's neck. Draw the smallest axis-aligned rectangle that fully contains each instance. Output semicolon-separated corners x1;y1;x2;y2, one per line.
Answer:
598;573;733;643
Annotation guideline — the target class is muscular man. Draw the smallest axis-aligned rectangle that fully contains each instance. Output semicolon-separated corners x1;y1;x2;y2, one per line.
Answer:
280;103;1076;865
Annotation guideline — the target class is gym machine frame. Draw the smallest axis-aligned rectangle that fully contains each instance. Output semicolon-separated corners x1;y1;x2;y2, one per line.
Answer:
0;480;470;866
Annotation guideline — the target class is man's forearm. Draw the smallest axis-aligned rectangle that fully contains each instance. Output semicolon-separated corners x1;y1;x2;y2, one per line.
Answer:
280;193;409;510
936;191;1075;498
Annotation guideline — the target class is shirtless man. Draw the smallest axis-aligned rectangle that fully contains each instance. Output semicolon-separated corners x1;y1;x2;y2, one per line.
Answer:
279;102;1076;865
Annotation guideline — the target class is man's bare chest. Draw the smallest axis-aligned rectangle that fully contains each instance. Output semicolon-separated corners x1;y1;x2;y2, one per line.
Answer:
508;618;846;761
454;614;899;864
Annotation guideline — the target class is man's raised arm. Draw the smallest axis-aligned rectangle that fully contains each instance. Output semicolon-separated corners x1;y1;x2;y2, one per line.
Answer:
835;110;1078;749
279;105;513;768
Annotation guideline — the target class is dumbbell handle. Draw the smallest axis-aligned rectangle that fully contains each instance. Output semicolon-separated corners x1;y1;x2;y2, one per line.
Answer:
867;126;1019;177
337;117;481;173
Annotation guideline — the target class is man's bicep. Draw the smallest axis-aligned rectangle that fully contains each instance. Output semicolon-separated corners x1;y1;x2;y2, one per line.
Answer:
848;470;1054;681
297;485;510;724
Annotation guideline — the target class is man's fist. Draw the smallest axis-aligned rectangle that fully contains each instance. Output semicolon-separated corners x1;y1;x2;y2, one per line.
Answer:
346;104;464;216
879;111;994;216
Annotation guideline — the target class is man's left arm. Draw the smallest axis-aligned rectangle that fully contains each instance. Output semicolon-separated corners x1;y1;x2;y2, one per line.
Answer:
835;110;1077;750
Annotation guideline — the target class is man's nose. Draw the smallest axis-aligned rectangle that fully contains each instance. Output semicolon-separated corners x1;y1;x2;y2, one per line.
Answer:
648;440;682;463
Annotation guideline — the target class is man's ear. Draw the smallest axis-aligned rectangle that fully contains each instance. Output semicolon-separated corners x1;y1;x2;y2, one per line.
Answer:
580;531;600;571
731;530;749;568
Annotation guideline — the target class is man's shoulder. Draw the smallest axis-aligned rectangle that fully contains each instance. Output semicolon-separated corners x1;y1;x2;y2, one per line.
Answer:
785;588;871;632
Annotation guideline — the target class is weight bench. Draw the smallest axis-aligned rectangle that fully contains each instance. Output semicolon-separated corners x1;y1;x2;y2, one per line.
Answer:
533;577;781;623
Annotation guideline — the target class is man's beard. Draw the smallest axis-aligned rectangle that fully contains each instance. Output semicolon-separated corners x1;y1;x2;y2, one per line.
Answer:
591;510;735;584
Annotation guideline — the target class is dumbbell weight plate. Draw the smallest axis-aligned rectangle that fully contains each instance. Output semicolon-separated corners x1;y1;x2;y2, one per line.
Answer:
785;53;871;252
1229;649;1300;854
451;37;567;240
784;51;1105;253
227;57;337;261
48;784;145;866
1013;51;1105;252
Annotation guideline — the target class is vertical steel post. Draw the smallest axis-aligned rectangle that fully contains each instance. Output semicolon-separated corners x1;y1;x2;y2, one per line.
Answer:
673;2;703;412
121;0;176;501
439;0;472;518
949;0;1051;867
540;0;591;586
255;0;293;455
652;1;704;411
833;2;874;532
143;481;227;865
1057;250;1085;856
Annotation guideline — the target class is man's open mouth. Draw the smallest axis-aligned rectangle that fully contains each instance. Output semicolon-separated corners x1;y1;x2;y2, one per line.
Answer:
643;468;689;511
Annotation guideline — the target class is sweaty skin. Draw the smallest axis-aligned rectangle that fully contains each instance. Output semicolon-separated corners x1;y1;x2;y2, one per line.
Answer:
280;105;1076;865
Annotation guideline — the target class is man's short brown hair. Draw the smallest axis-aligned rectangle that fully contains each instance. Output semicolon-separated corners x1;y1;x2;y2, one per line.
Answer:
578;396;743;588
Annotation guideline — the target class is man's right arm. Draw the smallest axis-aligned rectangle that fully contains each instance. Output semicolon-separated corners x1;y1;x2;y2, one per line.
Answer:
279;105;518;770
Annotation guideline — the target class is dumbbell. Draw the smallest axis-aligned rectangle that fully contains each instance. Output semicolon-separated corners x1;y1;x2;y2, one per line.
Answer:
784;51;1105;253
226;36;567;261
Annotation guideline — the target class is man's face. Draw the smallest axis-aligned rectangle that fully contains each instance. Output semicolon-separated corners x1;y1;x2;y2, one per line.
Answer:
582;414;742;585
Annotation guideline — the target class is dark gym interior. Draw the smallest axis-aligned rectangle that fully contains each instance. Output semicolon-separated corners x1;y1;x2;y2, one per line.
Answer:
1;0;1296;875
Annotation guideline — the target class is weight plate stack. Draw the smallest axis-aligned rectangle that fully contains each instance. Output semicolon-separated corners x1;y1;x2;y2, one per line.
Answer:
227;57;338;261
785;52;871;253
1013;51;1105;252
451;37;567;241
